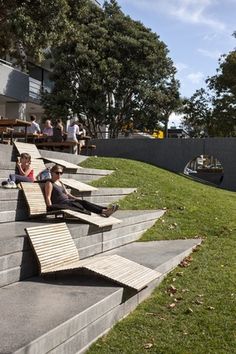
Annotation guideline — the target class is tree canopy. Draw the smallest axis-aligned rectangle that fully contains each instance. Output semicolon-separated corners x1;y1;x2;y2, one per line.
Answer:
0;0;180;136
0;0;69;70
182;34;236;137
42;0;180;137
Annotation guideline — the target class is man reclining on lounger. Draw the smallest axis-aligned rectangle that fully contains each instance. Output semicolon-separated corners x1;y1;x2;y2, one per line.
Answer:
44;164;118;217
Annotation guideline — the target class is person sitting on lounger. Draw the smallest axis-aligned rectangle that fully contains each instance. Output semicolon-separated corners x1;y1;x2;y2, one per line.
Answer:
44;164;118;217
1;153;35;188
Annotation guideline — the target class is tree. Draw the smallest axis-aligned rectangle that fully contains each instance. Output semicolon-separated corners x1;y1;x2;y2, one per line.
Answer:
182;89;216;137
183;37;236;137
0;0;69;70
207;50;236;136
42;0;179;137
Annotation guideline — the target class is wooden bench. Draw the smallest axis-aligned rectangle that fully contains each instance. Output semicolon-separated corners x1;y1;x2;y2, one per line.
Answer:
25;222;161;290
0;127;14;144
36;141;79;154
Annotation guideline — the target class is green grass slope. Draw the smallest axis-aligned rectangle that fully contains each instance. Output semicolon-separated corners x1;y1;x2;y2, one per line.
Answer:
81;157;236;354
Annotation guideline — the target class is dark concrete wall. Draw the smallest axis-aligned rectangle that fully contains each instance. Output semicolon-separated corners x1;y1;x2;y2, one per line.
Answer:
92;138;236;192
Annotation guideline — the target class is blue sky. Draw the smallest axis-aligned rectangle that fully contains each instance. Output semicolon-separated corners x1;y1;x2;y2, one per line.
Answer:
116;0;236;126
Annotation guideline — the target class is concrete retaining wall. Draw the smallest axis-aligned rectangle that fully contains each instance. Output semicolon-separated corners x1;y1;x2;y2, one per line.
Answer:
92;138;236;191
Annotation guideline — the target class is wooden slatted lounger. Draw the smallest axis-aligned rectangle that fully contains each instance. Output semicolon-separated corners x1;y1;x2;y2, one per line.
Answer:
25;222;161;291
14;141;81;170
14;141;98;192
21;182;121;227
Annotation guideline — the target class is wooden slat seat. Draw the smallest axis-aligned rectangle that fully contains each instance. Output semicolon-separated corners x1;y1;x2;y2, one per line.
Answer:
25;223;161;291
21;182;121;227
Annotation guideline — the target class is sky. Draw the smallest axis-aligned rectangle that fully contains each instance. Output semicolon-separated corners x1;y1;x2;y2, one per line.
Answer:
115;0;236;127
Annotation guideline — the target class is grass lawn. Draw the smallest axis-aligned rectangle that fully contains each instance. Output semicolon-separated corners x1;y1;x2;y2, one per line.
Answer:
81;157;236;354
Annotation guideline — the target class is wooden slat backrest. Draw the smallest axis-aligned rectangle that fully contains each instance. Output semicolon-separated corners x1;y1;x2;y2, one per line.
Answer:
25;223;80;273
21;182;47;215
14;141;41;159
30;158;46;178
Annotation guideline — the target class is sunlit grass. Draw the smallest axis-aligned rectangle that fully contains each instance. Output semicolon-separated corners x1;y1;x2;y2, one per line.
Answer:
81;157;236;354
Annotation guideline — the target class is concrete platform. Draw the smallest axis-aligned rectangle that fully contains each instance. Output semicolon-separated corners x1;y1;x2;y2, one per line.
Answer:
0;238;201;354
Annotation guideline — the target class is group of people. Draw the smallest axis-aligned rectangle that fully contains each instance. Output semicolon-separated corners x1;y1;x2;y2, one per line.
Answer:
1;153;118;218
27;115;86;147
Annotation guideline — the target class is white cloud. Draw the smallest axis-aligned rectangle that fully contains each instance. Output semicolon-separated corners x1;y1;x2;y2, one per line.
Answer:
187;71;205;84
175;62;188;72
203;32;219;41
122;0;226;31
197;48;222;59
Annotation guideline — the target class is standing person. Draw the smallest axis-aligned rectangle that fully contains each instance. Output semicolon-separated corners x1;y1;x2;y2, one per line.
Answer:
52;119;64;142
67;121;80;142
42;119;53;138
27;115;41;134
44;165;118;217
1;153;35;188
67;121;80;153
67;121;87;153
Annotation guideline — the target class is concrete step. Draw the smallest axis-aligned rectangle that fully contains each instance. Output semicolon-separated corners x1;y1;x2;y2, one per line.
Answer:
0;238;201;354
0;187;136;222
0;210;164;287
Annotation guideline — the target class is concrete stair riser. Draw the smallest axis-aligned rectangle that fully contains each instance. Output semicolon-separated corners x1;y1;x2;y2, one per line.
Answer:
0;210;27;223
0;264;37;288
103;219;157;242
102;231;144;251
0;200;27;212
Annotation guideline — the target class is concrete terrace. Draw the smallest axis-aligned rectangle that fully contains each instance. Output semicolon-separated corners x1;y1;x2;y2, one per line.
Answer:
0;143;201;353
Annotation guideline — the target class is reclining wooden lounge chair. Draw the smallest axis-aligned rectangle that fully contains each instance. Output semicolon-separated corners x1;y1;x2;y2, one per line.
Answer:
14;141;81;170
14;141;98;192
21;182;121;227
25;222;161;291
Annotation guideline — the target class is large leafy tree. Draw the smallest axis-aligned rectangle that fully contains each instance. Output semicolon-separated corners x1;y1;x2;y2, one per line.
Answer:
0;0;69;70
182;89;216;137
42;0;179;137
183;35;236;137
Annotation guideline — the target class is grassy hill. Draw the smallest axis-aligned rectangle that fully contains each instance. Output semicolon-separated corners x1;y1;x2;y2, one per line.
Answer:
81;157;236;354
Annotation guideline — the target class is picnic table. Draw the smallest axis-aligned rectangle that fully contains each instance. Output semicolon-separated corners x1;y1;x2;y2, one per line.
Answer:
0;119;31;144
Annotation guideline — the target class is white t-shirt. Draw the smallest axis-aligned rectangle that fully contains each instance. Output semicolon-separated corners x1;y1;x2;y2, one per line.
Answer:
67;125;80;142
27;121;41;134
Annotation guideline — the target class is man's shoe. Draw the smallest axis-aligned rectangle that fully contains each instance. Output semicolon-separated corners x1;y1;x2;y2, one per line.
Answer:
101;204;119;217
